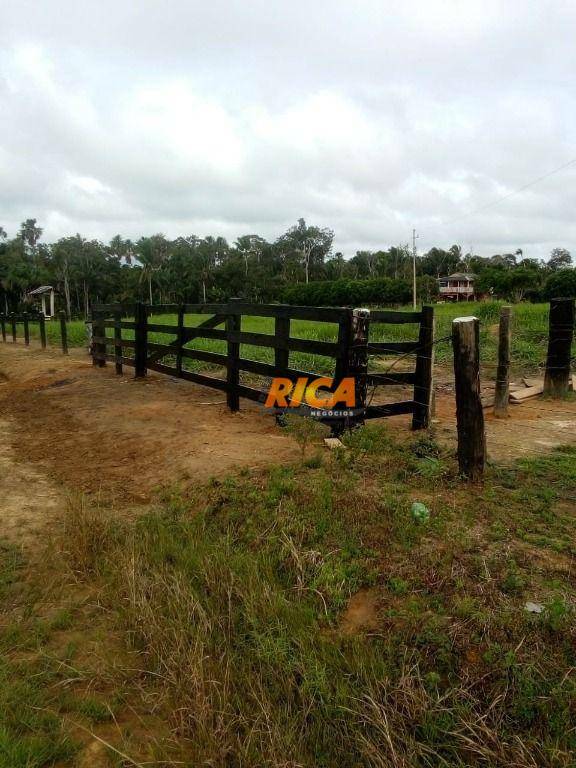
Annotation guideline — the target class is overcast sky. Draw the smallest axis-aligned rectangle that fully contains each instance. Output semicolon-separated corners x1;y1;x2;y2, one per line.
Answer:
1;1;575;259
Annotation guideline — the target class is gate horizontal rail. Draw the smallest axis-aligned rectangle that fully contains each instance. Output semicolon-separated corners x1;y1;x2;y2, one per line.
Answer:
89;300;434;432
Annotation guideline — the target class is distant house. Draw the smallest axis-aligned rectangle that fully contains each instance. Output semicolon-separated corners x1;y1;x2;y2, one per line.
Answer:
438;273;479;302
27;285;56;318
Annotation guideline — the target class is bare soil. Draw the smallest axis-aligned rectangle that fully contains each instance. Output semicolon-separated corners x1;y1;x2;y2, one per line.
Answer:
0;343;298;543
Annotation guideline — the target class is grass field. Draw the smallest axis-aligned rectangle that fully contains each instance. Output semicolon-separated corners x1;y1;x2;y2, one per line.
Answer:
7;301;572;375
1;425;575;765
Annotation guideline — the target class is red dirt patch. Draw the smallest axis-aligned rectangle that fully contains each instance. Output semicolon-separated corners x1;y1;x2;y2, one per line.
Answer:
340;588;380;635
0;344;299;505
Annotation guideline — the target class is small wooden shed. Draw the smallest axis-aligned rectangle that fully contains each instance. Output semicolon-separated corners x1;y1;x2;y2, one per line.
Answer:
27;285;56;318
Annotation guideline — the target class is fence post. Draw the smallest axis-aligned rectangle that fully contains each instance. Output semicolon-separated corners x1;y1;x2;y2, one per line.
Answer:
114;309;123;375
134;302;148;378
23;312;30;346
452;316;486;481
11;314;17;343
412;304;435;430
59;311;68;355
544;297;575;397
494;306;511;417
226;298;241;412
274;313;290;373
39;313;47;349
0;315;5;343
175;304;185;377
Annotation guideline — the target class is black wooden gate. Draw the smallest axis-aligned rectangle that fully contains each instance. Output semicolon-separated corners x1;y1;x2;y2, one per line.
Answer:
90;301;434;431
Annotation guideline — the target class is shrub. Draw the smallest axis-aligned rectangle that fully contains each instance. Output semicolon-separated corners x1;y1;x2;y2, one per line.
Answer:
543;269;576;300
283;278;411;306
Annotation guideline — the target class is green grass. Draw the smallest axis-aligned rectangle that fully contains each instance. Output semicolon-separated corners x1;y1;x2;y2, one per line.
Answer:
0;544;77;767
23;427;573;767
8;301;567;375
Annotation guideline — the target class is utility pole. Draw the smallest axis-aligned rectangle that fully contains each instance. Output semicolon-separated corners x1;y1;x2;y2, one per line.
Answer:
412;228;418;309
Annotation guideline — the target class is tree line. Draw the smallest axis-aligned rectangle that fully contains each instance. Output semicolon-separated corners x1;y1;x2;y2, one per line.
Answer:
0;218;574;316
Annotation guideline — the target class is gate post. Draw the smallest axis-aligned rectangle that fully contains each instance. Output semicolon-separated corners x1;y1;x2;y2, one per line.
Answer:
134;302;148;378
226;298;241;412
349;308;370;428
0;315;5;343
332;308;369;434
11;314;17;343
412;304;435;430
452;316;486;481
544;297;574;397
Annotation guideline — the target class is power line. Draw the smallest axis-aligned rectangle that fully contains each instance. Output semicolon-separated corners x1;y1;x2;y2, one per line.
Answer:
431;155;576;232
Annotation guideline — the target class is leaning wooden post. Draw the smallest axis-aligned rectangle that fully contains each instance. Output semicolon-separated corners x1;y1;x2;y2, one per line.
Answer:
493;306;511;417
23;312;30;346
114;309;123;375
11;314;17;343
134;302;148;378
452;316;486;481
59;311;68;355
38;313;47;349
0;315;5;343
544;297;575;397
226;298;241;412
412;304;435;430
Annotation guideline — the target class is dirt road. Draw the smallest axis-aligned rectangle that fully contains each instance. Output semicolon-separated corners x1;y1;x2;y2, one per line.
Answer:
0;343;301;543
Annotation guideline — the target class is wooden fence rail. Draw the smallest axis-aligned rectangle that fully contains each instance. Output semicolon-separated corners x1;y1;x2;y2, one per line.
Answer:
90;300;435;433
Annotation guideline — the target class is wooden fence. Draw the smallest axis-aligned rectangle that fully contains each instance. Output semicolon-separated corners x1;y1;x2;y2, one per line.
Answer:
91;300;434;431
0;311;47;349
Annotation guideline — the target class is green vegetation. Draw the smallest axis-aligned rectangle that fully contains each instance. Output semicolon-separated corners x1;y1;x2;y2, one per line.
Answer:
0;544;77;767
2;427;575;765
1;217;574;319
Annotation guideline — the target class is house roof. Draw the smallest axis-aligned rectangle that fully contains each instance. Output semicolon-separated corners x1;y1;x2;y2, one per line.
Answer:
27;285;54;296
441;273;477;280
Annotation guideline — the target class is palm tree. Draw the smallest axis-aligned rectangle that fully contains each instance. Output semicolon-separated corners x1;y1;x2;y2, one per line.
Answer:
136;234;169;304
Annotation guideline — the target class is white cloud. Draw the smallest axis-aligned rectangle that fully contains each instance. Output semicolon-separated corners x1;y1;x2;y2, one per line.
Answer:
1;1;576;260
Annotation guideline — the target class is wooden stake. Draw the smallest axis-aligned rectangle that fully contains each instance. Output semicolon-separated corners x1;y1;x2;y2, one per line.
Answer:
23;312;30;346
11;314;17;343
493;305;511;417
544;297;575;397
59;311;68;355
452;316;486;480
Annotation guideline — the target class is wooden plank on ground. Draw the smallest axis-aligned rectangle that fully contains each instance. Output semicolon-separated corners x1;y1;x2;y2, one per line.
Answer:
522;377;543;388
510;384;544;402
